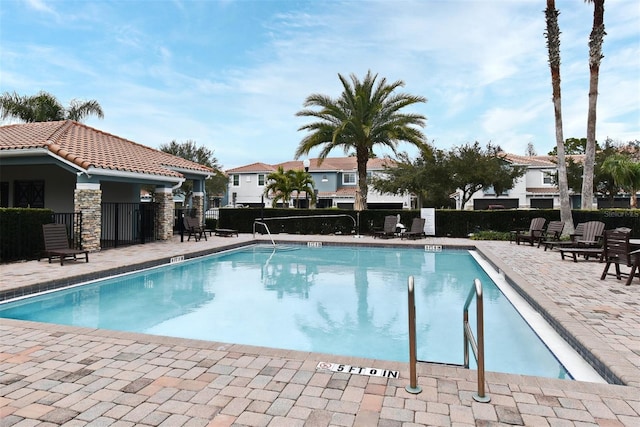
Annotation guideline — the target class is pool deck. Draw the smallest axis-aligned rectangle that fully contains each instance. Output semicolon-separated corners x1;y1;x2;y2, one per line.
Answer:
1;234;638;426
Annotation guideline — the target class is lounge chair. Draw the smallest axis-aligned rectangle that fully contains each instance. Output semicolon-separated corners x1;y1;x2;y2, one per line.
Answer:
373;215;397;239
555;221;606;262
214;228;238;237
41;223;89;266
600;228;633;282
543;222;585;251
574;221;605;248
401;217;426;240
536;220;564;248
512;217;546;246
184;216;207;241
558;246;603;263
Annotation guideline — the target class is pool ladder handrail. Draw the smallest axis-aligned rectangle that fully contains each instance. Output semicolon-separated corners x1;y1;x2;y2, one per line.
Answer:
463;278;491;403
253;221;276;246
253;214;358;235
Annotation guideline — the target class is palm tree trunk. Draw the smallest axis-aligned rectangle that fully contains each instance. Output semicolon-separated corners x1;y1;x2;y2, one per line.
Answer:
546;0;574;235
581;0;605;210
356;148;369;209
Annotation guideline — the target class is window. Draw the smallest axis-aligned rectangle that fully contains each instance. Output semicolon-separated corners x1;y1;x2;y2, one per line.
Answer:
543;171;553;185
342;172;356;185
258;174;265;186
232;175;239;186
14;180;44;208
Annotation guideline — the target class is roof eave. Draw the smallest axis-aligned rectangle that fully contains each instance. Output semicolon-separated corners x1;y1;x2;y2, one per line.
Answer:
86;167;184;185
165;165;213;178
0;147;50;157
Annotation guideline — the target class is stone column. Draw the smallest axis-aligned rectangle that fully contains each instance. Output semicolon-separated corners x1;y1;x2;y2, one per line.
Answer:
156;187;175;240
74;183;102;252
193;191;204;224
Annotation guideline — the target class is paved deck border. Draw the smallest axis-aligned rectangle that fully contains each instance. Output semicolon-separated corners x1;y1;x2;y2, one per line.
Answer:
1;234;638;426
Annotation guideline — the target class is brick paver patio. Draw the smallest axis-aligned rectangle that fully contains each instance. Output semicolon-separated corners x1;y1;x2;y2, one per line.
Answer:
1;234;638;426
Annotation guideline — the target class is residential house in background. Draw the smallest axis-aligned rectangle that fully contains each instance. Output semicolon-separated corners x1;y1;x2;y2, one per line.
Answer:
226;157;412;209
453;154;586;210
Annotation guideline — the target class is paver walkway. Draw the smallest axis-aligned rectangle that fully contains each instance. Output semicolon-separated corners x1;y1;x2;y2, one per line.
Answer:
1;234;638;426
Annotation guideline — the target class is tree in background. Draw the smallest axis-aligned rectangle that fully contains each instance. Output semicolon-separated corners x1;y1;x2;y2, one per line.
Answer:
288;169;316;208
548;137;592;155
544;0;574;234
600;154;640;208
595;140;625;203
525;142;537;156
264;166;295;208
0;91;103;123
371;146;454;209
548;138;632;206
447;142;526;209
372;142;525;209
158;140;226;206
581;0;606;210
295;70;426;210
548;138;591;194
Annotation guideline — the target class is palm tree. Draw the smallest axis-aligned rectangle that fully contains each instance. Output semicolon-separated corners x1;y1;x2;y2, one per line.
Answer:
295;71;427;209
0;91;104;123
581;0;606;209
288;169;316;208
600;154;640;208
264;166;294;207
544;1;574;235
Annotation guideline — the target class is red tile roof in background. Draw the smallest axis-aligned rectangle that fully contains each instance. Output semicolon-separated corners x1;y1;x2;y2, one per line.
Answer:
0;120;214;178
504;153;585;166
227;156;394;173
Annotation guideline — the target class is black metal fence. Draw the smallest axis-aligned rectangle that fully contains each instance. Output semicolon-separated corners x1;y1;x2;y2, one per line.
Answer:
53;212;83;250
101;202;158;249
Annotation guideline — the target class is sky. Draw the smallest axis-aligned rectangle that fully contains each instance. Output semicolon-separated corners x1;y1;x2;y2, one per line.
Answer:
1;0;638;171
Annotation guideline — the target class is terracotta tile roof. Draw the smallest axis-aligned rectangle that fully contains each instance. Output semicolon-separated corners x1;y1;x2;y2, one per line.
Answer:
318;188;357;198
228;157;395;173
226;162;277;173
0;120;214;178
526;187;560;194
504;153;585;167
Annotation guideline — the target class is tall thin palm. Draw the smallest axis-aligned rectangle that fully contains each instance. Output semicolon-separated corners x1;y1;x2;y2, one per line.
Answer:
600;154;640;208
264;166;294;208
0;91;104;123
295;71;426;209
544;0;574;235
581;0;606;209
288;169;316;208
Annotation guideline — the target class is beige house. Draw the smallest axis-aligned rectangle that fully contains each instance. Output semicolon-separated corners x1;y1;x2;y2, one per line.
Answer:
0;120;214;251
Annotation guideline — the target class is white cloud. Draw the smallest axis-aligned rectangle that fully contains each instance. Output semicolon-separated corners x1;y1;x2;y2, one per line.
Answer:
2;0;637;169
25;0;56;14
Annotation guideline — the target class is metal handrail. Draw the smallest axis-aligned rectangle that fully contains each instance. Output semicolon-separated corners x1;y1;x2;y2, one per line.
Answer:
463;278;491;403
405;276;422;394
253;221;276;246
255;214;356;227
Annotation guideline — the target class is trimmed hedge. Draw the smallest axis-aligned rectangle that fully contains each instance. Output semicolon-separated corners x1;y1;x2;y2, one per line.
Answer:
219;207;640;238
0;208;55;262
2;207;638;262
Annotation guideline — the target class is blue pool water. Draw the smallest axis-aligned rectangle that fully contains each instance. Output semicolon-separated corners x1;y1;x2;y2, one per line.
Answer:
0;244;569;379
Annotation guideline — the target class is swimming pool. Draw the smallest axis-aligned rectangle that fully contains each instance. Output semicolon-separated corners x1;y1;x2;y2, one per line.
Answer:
0;244;589;379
